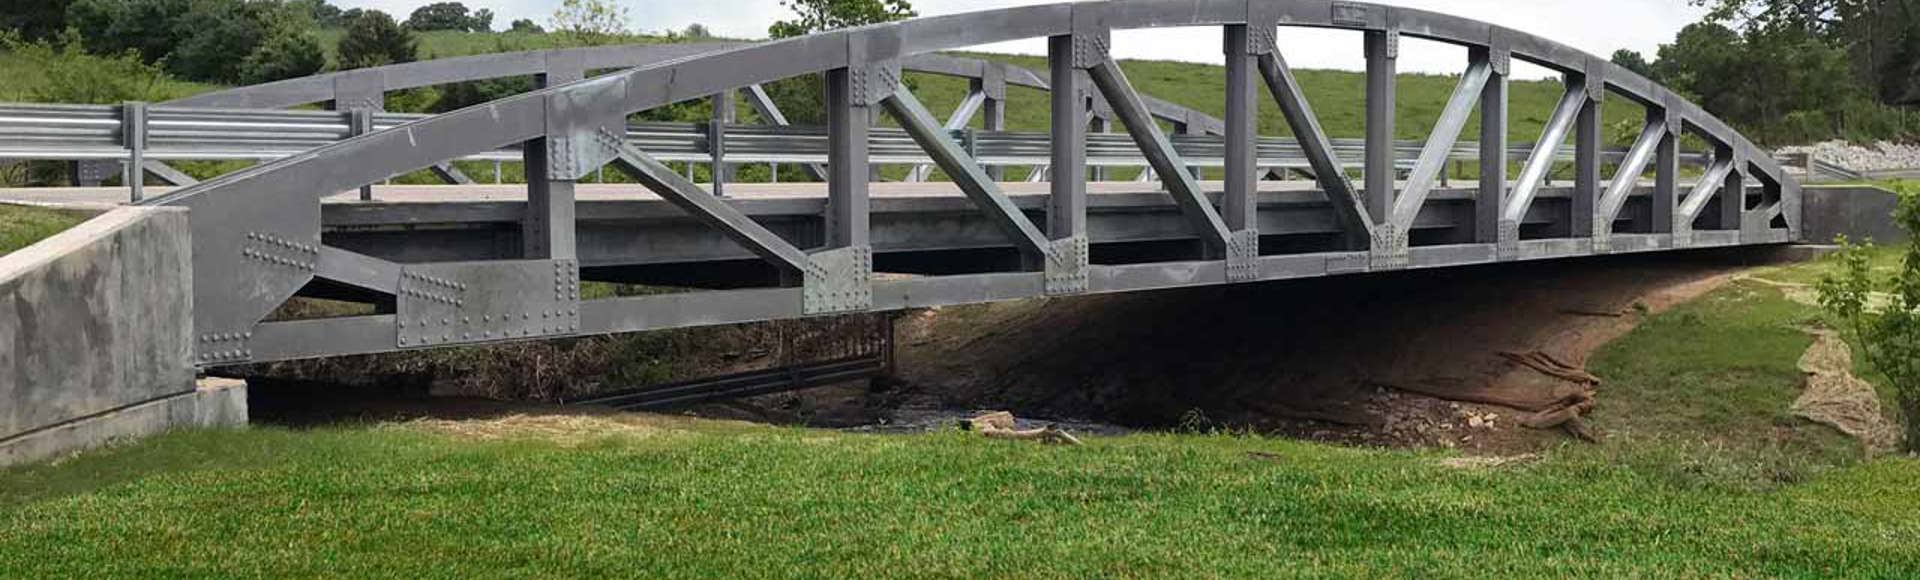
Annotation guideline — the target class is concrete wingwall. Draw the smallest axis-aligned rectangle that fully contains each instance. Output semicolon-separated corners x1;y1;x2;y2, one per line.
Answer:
1802;185;1910;245
0;206;245;467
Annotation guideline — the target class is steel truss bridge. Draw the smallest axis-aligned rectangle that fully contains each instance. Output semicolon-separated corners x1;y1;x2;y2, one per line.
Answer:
3;0;1800;368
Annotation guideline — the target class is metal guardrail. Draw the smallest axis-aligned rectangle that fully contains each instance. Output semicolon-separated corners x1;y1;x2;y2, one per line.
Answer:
1;101;1722;187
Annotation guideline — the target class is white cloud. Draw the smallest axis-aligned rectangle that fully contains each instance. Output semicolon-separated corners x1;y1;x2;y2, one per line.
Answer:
333;0;1705;78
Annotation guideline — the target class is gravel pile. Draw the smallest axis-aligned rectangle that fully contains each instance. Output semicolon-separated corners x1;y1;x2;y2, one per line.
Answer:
1778;140;1920;172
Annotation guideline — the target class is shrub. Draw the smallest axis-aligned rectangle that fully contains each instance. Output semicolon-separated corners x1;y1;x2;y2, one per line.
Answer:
1818;188;1920;453
0;31;173;104
240;27;327;85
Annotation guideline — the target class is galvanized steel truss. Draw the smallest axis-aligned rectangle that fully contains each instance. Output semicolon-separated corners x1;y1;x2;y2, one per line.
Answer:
50;0;1797;366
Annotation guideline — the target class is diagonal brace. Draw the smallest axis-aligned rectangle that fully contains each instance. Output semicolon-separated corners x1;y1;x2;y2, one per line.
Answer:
907;90;987;182
1085;58;1232;252
1502;83;1588;224
1678;156;1735;223
878;85;1052;260
610;144;813;275
1595;118;1668;227
1390;60;1492;229
1257;52;1373;242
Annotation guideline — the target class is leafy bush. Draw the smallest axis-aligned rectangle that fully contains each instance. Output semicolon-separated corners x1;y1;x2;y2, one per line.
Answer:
337;9;418;70
1819;187;1920;453
0;31;175;104
64;0;325;84
406;2;490;32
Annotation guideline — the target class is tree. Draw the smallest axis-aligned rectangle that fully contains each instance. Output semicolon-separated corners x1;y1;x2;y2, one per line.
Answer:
768;0;915;38
762;0;917;127
1692;0;1920;108
1;0;75;41
1611;49;1655;78
289;0;343;26
407;2;473;31
337;9;417;70
65;0;192;66
550;0;628;45
508;18;544;33
681;23;714;39
241;25;327;84
1818;189;1920;453
169;0;281;82
471;8;494;32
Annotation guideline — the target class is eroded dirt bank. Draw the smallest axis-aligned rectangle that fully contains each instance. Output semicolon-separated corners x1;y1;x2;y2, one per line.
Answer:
699;249;1797;453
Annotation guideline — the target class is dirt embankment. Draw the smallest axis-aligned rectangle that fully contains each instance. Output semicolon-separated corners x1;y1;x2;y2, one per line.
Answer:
865;251;1784;453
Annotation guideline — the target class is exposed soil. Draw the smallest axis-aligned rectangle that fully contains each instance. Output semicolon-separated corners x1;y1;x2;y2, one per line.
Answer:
690;249;1797;454
249;248;1822;456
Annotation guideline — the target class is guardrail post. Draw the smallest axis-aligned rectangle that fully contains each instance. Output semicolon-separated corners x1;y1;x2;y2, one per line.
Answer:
981;65;1007;181
349;108;375;200
711;90;734;197
121;101;147;202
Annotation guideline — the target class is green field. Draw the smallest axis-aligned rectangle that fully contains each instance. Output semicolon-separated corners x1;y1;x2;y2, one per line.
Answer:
0;204;91;255
2;253;1917;577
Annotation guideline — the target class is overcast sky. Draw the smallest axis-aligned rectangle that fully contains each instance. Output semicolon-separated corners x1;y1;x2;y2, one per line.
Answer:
334;0;1708;79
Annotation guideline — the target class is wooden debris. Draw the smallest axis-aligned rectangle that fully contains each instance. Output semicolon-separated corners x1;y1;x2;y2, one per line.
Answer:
1498;350;1603;385
1518;392;1600;443
963;411;1084;445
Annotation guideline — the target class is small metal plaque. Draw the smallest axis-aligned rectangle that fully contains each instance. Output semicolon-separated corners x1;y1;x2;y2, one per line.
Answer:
1331;2;1376;26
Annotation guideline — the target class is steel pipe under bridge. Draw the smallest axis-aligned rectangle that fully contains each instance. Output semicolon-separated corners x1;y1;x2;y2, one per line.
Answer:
39;0;1799;367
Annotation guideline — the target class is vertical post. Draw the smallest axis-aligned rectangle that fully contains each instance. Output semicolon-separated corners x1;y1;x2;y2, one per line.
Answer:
711;90;735;197
825;68;870;249
1048;35;1087;243
1719;153;1745;230
981;69;1007;182
1223;24;1258;233
351;108;375;201
1364;29;1398;225
121;101;147;202
523;68;582;260
1652;109;1679;234
1475;48;1507;243
1572;67;1602;238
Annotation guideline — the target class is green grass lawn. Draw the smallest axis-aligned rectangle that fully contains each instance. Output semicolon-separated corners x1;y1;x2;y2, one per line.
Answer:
4;258;1919;576
0;204;91;255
